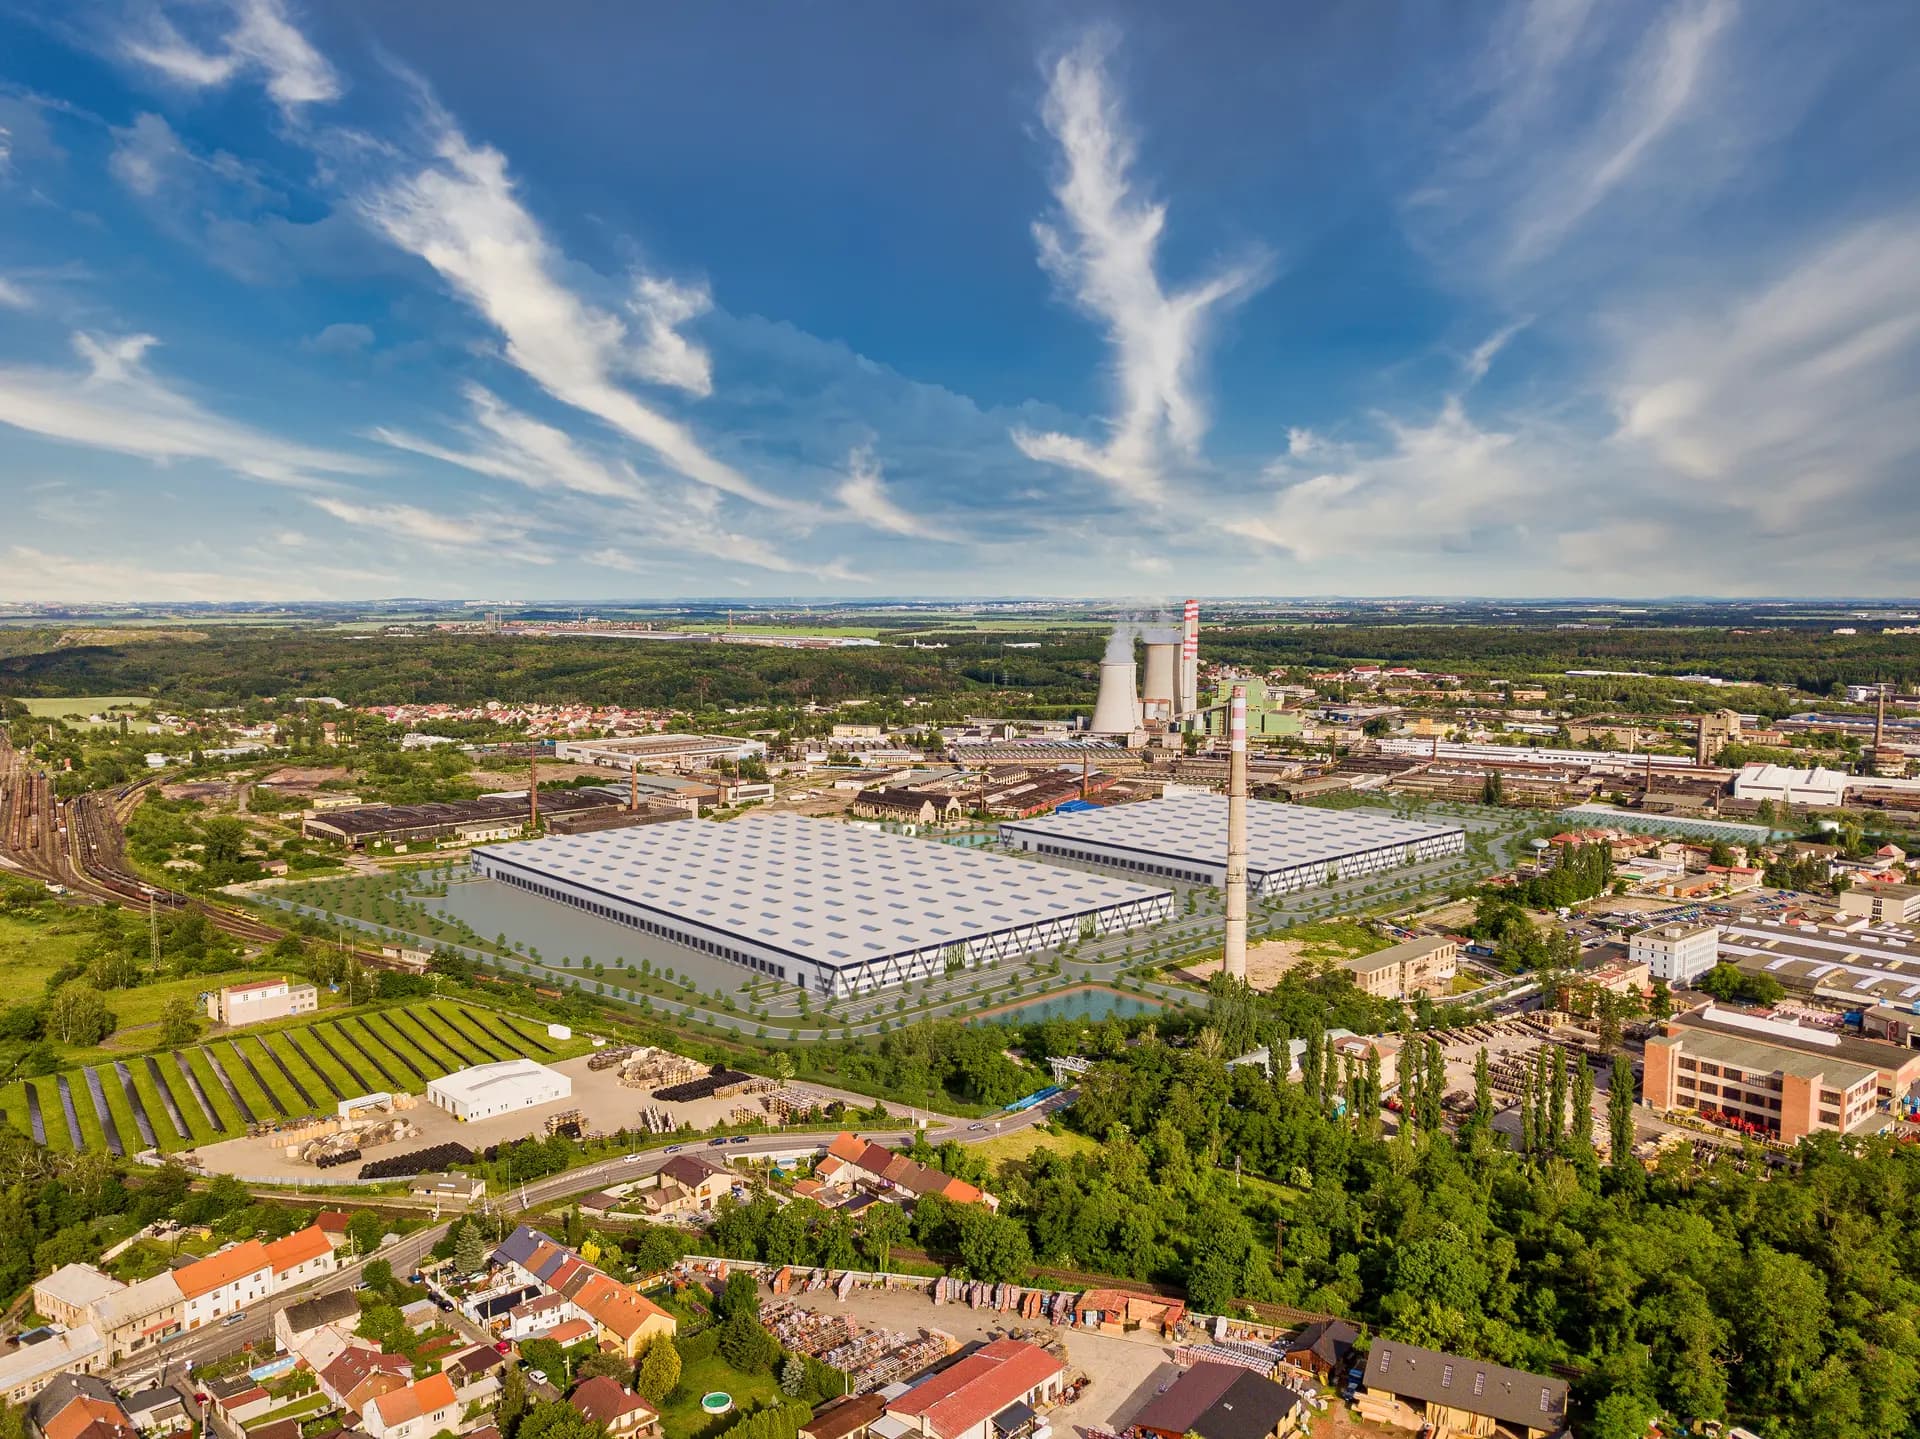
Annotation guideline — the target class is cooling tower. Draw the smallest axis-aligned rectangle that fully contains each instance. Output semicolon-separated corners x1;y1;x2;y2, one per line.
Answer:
1142;636;1180;723
1223;683;1248;982
1091;660;1143;735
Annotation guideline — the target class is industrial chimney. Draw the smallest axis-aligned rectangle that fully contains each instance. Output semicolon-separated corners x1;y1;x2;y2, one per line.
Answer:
1090;625;1143;736
1142;631;1181;723
1180;599;1200;718
1224;683;1249;982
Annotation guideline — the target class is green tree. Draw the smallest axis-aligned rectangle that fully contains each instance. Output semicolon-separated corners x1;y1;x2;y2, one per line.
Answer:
157;995;202;1046
860;1201;910;1273
1608;1055;1636;1166
718;1310;779;1374
780;1354;808;1397
45;982;116;1046
958;1210;1032;1285
346;1210;385;1256
518;1338;572;1386
635;1335;681;1404
1472;1047;1492;1129
496;1367;531;1439
516;1402;603;1439
717;1270;761;1323
454;1219;488;1275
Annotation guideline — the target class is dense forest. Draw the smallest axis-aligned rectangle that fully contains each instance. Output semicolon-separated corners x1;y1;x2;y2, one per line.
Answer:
2;620;1913;713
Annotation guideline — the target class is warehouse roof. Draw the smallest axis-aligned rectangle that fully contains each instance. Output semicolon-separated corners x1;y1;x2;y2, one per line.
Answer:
1363;1342;1567;1429
428;1058;567;1103
999;793;1463;874
474;815;1167;971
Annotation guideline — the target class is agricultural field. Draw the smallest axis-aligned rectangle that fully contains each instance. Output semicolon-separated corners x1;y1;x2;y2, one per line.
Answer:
0;998;592;1157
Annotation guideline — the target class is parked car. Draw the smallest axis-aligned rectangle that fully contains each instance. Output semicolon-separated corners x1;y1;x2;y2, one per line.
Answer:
528;1370;548;1387
222;1312;247;1326
708;1137;728;1147
493;1341;512;1355
664;1144;682;1153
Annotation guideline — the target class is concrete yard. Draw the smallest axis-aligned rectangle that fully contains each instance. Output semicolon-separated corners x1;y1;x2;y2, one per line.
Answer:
181;1052;920;1182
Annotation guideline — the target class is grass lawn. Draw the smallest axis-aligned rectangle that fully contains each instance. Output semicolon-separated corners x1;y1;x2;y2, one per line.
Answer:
967;1125;1099;1170
0;910;94;992
242;1394;333;1428
1280;920;1388;961
661;1355;783;1439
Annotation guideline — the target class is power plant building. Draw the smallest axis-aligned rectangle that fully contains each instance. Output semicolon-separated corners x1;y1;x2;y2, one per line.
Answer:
470;816;1171;997
999;792;1466;896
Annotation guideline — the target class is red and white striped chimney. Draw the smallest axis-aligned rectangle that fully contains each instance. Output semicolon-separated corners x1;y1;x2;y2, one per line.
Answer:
1224;683;1248;982
1180;599;1200;717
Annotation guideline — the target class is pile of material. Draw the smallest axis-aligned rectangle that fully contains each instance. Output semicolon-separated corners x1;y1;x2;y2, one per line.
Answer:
761;1299;950;1394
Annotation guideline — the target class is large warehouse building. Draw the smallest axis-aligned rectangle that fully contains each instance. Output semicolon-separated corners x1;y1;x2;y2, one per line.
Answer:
999;793;1466;897
426;1059;572;1121
470;815;1171;997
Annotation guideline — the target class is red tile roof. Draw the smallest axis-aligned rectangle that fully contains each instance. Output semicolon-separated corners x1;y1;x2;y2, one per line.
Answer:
372;1374;457;1427
572;1273;672;1342
173;1241;272;1299
568;1376;658;1429
265;1225;332;1274
887;1340;1063;1439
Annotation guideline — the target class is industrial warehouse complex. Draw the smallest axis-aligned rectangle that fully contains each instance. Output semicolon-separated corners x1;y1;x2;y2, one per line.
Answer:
426;1058;573;1121
998;792;1466;896
470;815;1172;996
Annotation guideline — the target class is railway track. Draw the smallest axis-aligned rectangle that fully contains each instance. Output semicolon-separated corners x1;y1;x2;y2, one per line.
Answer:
0;733;385;960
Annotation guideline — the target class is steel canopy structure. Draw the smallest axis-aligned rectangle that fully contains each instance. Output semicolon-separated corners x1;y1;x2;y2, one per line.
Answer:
470;815;1171;997
999;792;1466;897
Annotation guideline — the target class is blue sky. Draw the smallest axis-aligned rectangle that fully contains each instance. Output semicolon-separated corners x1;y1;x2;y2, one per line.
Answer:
1;0;1917;601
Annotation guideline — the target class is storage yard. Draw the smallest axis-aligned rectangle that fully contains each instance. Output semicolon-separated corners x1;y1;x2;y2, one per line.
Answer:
999;793;1466;896
470;814;1172;996
0;999;591;1158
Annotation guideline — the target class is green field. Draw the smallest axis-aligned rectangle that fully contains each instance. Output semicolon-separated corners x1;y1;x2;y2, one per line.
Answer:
660;1352;783;1439
0;998;592;1156
20;695;152;727
0;910;94;992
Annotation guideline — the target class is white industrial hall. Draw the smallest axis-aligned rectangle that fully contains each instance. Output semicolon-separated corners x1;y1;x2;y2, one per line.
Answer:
998;792;1466;896
470;815;1172;997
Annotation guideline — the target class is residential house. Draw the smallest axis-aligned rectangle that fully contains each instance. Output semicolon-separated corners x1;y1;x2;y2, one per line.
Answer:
31;1267;122;1329
173;1241;275;1330
89;1273;184;1364
201;1378;274;1429
363;1376;460;1439
1130;1365;1308;1439
28;1375;128;1439
444;1347;506;1406
817;1134;996;1210
884;1339;1065;1439
567;1377;660;1439
1356;1342;1569;1439
315;1212;355;1251
0;1326;107;1403
277;1291;363;1355
265;1226;338;1290
1282;1320;1359;1383
505;1291;580;1341
656;1155;732;1212
119;1388;192;1437
318;1348;412;1418
489;1226;677;1359
801;1395;886;1439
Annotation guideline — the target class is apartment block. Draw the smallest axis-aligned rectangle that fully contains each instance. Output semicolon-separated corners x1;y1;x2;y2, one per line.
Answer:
1838;883;1920;926
1630;922;1722;985
205;977;319;1026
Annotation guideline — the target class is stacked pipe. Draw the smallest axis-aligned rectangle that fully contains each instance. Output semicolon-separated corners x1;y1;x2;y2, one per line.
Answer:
1225;683;1248;982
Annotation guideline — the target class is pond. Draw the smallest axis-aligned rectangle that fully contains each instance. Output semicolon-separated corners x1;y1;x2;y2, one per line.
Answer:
971;985;1170;1026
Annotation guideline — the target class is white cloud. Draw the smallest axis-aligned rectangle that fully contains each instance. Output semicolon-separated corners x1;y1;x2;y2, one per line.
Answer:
359;115;792;510
1462;318;1530;385
626;275;714;396
302;321;374;355
308;493;508;549
374;386;849;579
1011;35;1270;505
108;112;189;197
0;277;29;309
0;330;380;487
1611;215;1920;527
1232;398;1548;562
124;0;341;114
834;446;956;541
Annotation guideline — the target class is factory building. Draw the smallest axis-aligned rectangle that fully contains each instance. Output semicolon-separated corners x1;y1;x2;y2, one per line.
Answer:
553;734;765;771
470;816;1170;997
999;792;1465;897
1630;922;1723;985
1643;1022;1882;1142
302;791;625;849
204;976;319;1026
426;1059;572;1121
